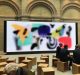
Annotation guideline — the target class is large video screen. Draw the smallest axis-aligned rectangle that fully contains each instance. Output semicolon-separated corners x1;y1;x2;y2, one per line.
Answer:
4;21;77;53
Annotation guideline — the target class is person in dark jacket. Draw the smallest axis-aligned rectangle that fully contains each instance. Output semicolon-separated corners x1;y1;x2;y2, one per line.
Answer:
59;45;69;62
16;67;28;75
73;45;80;64
59;45;72;70
56;43;63;58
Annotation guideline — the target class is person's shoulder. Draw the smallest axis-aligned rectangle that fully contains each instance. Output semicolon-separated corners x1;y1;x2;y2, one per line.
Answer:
57;46;60;49
57;46;59;48
60;48;64;52
61;48;64;50
73;49;79;53
73;49;76;52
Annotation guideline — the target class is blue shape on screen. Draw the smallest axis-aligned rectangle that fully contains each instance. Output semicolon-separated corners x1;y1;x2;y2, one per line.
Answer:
38;25;50;37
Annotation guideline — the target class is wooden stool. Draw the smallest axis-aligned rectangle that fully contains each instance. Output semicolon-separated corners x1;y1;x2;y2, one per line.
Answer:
40;57;49;64
0;57;8;62
37;63;49;75
41;55;49;58
72;63;80;74
27;57;36;65
52;58;59;67
7;59;16;63
22;59;32;70
0;67;5;75
41;67;55;75
37;60;46;65
18;63;27;69
0;62;7;67
57;60;68;72
18;57;25;63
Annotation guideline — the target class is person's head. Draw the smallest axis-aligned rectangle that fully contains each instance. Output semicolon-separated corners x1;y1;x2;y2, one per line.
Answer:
64;45;68;50
59;43;63;47
4;63;18;74
75;44;79;49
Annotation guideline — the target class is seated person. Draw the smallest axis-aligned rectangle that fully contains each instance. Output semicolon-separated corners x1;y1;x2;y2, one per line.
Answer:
73;45;80;64
4;63;18;75
4;63;28;75
59;45;72;70
59;45;69;62
56;43;62;58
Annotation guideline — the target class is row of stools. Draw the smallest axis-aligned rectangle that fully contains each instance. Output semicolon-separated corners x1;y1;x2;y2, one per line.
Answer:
0;55;53;75
3;55;80;75
18;55;80;75
0;55;55;75
52;56;80;75
0;56;37;75
37;55;55;75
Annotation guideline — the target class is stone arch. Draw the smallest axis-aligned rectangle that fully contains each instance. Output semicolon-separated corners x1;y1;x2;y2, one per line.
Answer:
61;3;80;17
0;0;21;16
26;0;57;17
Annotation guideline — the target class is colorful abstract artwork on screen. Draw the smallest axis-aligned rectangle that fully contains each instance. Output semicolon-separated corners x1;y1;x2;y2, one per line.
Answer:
6;21;77;52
